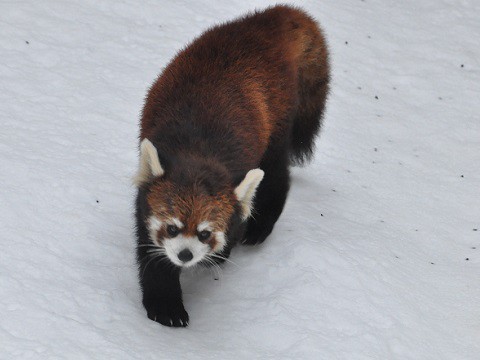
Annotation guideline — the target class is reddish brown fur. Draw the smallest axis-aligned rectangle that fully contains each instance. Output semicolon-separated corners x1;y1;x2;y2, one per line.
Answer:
140;5;329;170
147;180;235;249
135;5;330;327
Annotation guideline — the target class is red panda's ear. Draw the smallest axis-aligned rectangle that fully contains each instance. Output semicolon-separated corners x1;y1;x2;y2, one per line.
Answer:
234;169;264;220
133;139;165;187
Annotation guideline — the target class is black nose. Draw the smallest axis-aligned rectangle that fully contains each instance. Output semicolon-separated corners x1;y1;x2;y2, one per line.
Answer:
178;249;193;262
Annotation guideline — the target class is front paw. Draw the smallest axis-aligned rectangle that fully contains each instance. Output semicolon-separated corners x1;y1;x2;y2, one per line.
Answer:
143;297;189;327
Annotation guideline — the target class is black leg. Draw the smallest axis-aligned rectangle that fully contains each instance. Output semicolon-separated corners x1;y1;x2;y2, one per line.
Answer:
138;248;189;327
243;148;290;245
135;189;189;328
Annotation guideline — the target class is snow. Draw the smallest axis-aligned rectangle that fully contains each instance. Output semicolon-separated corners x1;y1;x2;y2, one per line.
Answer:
1;0;479;358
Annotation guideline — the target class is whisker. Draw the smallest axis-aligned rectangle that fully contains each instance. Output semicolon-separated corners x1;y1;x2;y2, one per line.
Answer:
138;252;155;263
153;253;170;269
141;253;162;277
209;253;239;267
213;262;222;279
156;254;176;269
137;244;159;248
206;259;221;279
146;249;165;254
204;256;223;279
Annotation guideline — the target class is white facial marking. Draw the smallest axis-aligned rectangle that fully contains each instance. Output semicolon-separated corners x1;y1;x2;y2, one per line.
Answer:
163;235;210;268
197;221;213;232
147;217;227;266
147;216;162;244
169;217;184;228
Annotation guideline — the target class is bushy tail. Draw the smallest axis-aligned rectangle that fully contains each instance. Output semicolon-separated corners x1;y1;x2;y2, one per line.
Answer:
289;16;330;165
289;76;329;165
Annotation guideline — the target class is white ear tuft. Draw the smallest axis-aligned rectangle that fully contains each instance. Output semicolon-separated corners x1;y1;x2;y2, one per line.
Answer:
133;139;165;187
234;169;264;220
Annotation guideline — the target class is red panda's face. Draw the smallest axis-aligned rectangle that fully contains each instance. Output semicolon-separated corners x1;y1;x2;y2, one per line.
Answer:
135;139;264;267
146;180;236;267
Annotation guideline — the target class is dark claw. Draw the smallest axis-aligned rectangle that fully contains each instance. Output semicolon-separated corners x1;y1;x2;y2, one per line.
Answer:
145;298;189;327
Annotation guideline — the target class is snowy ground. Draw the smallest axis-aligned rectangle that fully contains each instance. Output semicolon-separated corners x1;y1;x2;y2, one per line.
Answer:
1;0;479;358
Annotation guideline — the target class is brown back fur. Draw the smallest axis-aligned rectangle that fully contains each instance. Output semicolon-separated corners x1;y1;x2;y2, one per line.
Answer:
140;5;330;173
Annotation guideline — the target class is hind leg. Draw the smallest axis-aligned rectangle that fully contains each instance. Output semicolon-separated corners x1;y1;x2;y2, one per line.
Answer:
242;146;290;245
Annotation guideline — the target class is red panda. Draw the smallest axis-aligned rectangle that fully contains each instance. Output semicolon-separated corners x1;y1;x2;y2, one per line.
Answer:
134;5;330;327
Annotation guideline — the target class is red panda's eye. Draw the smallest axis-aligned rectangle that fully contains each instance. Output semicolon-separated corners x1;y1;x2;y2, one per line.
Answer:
198;230;211;241
167;225;179;237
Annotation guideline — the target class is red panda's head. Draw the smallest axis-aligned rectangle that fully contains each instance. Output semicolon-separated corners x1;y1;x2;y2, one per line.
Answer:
134;139;264;267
